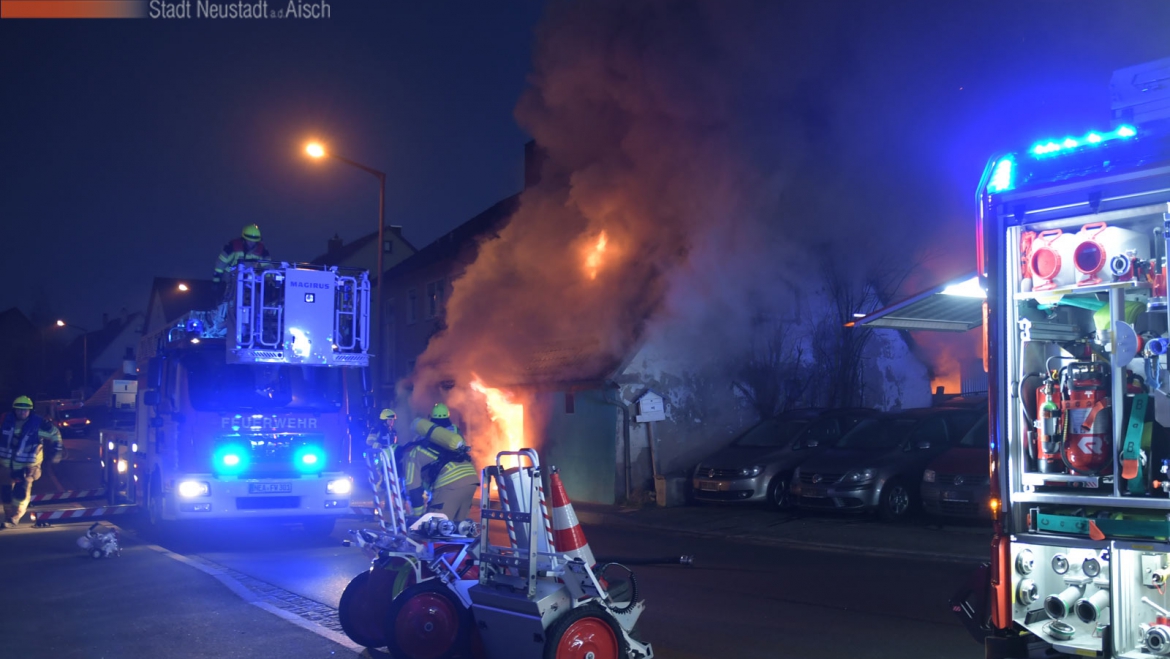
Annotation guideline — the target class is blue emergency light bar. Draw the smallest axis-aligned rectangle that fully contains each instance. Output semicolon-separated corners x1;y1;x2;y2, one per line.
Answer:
294;445;326;473
214;444;250;475
1028;125;1137;158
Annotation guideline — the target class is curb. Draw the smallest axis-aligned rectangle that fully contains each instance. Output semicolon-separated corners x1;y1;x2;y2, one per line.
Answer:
574;510;987;565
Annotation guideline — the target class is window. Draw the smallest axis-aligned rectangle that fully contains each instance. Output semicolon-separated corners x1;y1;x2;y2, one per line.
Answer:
407;289;418;324
383;239;393;254
425;279;445;319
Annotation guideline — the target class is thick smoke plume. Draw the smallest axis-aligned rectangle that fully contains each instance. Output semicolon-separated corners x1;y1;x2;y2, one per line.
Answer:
407;1;945;453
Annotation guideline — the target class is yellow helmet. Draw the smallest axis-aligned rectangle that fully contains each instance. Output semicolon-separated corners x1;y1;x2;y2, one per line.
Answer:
242;224;262;241
12;396;33;410
430;403;450;420
379;409;397;421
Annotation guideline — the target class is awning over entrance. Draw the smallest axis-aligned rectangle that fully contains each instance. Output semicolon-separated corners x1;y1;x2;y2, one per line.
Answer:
851;272;983;332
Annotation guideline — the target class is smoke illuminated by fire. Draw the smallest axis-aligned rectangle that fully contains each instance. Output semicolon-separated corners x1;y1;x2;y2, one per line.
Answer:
469;376;525;461
585;231;609;280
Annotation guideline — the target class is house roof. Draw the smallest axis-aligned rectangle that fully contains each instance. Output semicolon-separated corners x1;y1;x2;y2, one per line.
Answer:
310;226;417;270
500;338;625;389
850;272;983;332
144;277;221;331
0;307;35;334
385;194;519;281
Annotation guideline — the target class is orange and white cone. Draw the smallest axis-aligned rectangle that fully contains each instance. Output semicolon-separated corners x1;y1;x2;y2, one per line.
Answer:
548;467;596;567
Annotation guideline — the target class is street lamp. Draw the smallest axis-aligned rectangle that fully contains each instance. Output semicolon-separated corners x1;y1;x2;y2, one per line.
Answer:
305;141;387;407
56;320;90;398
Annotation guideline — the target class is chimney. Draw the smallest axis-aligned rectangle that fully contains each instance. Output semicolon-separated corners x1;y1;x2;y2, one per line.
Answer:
524;140;546;189
327;233;343;260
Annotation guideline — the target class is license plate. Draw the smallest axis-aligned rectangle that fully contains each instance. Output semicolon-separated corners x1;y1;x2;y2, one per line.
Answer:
942;491;968;502
697;480;721;492
249;482;292;494
804;486;828;498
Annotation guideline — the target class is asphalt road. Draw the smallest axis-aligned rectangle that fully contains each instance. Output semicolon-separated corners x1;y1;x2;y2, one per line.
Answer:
121;516;984;659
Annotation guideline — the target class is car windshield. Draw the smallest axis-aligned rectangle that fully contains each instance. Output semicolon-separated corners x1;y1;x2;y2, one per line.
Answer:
834;418;917;450
957;416;990;448
733;418;810;447
183;352;344;412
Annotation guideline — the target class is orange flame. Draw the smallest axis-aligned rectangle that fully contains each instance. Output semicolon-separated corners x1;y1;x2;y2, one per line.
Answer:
585;231;609;280
470;376;525;459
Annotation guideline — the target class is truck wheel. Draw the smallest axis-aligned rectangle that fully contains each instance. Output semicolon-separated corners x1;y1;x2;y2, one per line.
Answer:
766;473;792;510
384;580;471;659
878;478;915;522
543;603;629;659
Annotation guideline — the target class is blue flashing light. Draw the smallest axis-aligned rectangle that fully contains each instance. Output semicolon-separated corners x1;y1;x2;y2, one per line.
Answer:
294;445;325;473
214;444;249;475
1028;125;1138;159
988;157;1015;193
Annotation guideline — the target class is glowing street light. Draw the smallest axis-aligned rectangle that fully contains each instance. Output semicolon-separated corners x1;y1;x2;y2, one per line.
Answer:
303;139;388;407
177;283;189;292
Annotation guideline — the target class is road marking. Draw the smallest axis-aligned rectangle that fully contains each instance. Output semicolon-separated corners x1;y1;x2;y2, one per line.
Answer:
137;536;364;654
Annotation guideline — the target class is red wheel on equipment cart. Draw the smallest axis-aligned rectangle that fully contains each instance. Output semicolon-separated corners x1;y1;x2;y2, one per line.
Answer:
384;580;472;659
338;558;418;649
543;603;629;659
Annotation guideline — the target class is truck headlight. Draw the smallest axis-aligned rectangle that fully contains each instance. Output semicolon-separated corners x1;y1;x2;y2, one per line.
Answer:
738;465;763;478
842;468;876;484
326;477;352;495
177;480;210;498
923;469;936;483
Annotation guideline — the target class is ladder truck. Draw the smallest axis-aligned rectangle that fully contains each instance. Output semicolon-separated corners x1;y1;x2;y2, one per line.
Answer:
110;261;371;535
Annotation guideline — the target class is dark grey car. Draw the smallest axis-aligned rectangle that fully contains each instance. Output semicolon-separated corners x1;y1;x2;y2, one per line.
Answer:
790;407;983;521
692;409;876;509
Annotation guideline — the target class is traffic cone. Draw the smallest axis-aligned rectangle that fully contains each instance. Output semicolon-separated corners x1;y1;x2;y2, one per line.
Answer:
548;467;596;567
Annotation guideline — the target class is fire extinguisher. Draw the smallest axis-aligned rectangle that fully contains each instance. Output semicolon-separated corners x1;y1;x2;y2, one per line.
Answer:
1034;376;1065;474
1061;361;1113;475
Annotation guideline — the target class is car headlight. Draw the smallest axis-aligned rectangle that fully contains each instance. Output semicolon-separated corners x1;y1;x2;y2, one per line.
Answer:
923;469;936;483
842;468;876;484
84;419;91;425
738;465;763;478
327;477;352;495
177;480;210;498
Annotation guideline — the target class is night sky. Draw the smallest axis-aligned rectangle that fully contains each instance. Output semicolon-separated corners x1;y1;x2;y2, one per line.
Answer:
2;1;1168;332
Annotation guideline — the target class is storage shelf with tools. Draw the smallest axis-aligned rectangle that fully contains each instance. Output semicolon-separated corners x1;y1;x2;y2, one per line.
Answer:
1013;492;1170;510
1015;279;1151;301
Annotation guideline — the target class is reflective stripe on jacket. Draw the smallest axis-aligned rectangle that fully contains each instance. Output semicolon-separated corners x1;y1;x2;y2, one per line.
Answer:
213;238;269;281
0;412;61;467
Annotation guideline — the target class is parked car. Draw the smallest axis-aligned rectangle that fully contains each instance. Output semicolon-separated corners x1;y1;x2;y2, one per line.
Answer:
692;408;877;508
921;414;992;520
54;407;93;438
790;405;984;521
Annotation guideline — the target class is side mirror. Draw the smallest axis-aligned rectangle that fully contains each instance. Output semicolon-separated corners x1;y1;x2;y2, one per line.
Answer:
916;440;932;450
143;390;160;407
149;416;164;429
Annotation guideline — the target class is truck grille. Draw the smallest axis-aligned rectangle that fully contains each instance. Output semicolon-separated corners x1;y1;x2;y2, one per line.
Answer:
236;496;301;510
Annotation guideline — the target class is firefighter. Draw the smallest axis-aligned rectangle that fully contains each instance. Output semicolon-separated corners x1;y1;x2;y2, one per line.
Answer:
402;404;478;522
212;223;270;287
0;396;63;528
366;409;398;449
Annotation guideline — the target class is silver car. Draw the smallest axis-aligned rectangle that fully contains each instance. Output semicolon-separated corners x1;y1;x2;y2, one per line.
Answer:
692;409;876;508
791;406;983;521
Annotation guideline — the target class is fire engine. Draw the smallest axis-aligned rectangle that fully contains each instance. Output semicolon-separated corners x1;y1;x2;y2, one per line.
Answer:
114;261;371;534
977;57;1170;658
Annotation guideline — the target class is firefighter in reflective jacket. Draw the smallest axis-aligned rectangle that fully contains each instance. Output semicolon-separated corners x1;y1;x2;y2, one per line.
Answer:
0;396;63;527
213;223;270;285
402;404;478;522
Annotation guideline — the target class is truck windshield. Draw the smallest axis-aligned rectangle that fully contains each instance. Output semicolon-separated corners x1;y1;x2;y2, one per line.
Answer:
834;418;917;450
183;353;343;412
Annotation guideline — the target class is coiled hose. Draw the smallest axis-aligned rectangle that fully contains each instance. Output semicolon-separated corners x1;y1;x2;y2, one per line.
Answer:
597;562;638;614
